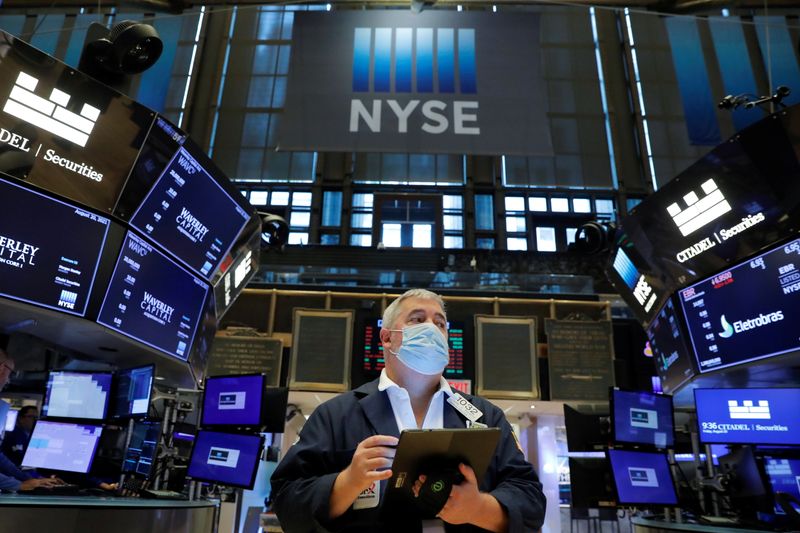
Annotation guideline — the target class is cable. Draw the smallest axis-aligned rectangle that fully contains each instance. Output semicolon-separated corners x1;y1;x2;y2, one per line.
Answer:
27;0;59;40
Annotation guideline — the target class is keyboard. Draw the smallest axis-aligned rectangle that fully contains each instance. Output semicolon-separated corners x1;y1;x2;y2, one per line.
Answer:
21;483;81;496
141;489;187;500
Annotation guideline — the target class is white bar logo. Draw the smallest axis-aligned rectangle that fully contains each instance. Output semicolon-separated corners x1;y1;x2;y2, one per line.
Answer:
630;408;658;430
218;391;246;410
628;467;659;487
208;447;240;468
2;71;100;147
728;400;770;420
666;179;732;237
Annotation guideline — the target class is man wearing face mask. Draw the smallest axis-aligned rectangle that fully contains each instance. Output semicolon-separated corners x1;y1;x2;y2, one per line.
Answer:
270;289;545;532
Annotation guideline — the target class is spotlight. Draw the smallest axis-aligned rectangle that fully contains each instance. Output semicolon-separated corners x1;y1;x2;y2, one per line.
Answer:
78;21;163;94
569;221;616;254
259;212;289;250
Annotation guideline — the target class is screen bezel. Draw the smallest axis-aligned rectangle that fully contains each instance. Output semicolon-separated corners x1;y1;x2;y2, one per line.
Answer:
200;373;267;430
111;364;155;419
42;370;113;422
22;419;103;474
694;387;800;445
186;429;264;490
121;418;163;478
609;387;676;450
606;448;680;507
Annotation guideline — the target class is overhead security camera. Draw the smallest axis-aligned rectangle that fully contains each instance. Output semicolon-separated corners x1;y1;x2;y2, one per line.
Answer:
78;20;163;94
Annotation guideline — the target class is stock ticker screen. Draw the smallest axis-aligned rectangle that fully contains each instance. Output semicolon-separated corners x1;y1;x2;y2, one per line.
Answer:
646;299;695;394
678;237;800;373
359;318;468;381
97;232;209;360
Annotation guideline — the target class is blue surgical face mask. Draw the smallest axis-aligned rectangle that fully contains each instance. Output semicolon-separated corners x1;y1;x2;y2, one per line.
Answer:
389;322;449;375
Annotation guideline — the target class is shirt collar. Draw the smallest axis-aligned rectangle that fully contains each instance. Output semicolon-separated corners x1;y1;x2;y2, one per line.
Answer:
378;368;453;396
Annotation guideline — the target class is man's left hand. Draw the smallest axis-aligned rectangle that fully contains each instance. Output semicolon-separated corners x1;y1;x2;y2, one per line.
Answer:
435;463;485;525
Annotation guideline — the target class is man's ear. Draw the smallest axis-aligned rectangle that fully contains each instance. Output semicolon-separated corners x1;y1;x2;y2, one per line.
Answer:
379;328;392;344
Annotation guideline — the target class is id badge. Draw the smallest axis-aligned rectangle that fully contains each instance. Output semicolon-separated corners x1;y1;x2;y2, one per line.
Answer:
353;480;380;510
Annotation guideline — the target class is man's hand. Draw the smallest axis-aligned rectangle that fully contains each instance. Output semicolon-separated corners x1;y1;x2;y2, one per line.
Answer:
429;463;508;532
329;434;398;519
19;477;64;491
98;482;118;491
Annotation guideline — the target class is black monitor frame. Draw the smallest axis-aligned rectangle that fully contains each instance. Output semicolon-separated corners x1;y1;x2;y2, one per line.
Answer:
186;430;264;490
42;370;114;422
606;449;680;507
200;373;268;431
111;364;155;419
121;418;163;479
564;404;609;452
609;387;676;451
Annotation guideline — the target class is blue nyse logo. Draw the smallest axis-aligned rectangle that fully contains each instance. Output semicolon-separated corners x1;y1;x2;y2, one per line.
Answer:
350;27;479;135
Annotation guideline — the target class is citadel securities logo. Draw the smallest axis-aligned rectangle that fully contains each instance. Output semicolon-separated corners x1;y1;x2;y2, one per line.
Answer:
350;27;479;135
717;310;784;339
728;400;771;420
3;72;100;147
0;234;39;269
666;179;731;237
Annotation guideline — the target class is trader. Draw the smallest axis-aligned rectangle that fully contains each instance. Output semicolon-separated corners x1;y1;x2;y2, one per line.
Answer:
2;405;37;466
271;289;546;532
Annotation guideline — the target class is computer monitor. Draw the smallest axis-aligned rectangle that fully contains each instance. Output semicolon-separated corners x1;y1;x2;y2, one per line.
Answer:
568;457;615;508
171;422;196;459
694;388;800;445
718;446;772;517
22;420;103;474
187;430;263;489
564;404;609;452
606;449;679;506
611;388;675;449
122;420;162;478
4;408;17;432
111;365;154;418
42;371;113;421
761;454;800;514
201;374;266;428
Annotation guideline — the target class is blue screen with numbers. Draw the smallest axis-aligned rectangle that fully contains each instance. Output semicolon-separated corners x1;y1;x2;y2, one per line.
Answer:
678;237;800;373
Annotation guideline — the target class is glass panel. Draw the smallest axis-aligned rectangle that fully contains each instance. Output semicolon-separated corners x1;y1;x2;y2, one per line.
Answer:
573;198;592;213
475;194;494;231
536;227;557;252
351;213;373;229
292;191;312;207
443;215;463;231
350;233;372;247
507;237;528;251
290;211;310;227
505;216;527;233
271;191;290;205
322;191;342;227
551;198;570;213
412;224;432;248
443;195;463;210
504;196;526;212
529;197;548;212
444;236;464;249
596;198;615;214
382;223;402;248
627;198;642;211
566;227;578;245
353;193;374;209
250;190;268;205
476;238;495;249
321;234;340;245
288;232;308;245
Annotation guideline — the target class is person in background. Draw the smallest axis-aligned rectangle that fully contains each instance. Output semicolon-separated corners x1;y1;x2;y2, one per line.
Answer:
0;348;62;492
2;405;37;466
270;289;546;532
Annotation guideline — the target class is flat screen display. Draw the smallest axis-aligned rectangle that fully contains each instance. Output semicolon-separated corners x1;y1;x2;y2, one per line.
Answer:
22;421;103;473
43;371;112;421
679;237;800;373
122;420;161;478
607;449;678;505
97;232;209;360
762;455;800;512
129;141;251;280
695;388;800;445
201;374;265;428
612;389;674;449
0;176;110;317
111;365;154;418
646;299;695;394
0;30;154;212
187;430;263;489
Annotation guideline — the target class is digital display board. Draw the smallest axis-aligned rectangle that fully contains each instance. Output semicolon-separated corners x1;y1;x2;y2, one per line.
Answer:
187;430;263;489
122;420;161;478
22;421;103;474
110;365;154;418
201;374;265;428
606;245;667;326
695;388;800;445
0;176;110;317
646;299;695;394
0;30;154;213
679;237;800;373
360;319;467;379
607;449;678;505
129;142;251;280
43;371;112;421
762;456;800;506
97;232;209;360
611;389;674;449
